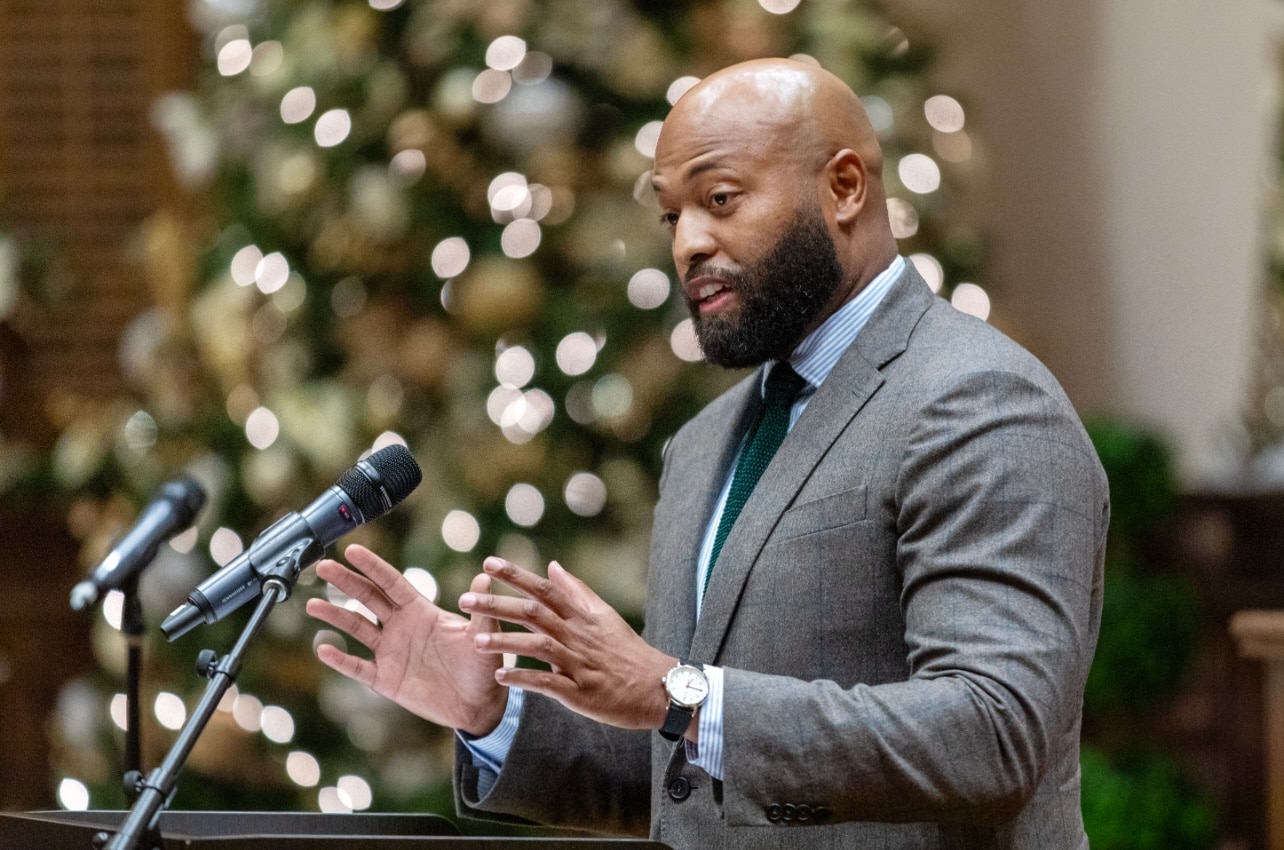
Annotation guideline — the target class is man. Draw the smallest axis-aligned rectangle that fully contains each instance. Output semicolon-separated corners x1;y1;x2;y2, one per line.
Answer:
307;58;1109;848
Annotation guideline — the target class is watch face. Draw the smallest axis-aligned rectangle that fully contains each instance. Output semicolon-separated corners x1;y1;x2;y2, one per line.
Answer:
666;665;709;709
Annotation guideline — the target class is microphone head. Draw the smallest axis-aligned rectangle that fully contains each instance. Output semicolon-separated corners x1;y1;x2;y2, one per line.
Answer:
341;445;422;520
159;475;207;525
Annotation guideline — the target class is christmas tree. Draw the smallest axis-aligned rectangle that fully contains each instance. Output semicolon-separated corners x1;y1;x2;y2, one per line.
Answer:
38;0;983;819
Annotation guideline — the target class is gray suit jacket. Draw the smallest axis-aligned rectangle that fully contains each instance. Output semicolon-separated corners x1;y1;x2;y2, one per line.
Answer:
456;265;1109;849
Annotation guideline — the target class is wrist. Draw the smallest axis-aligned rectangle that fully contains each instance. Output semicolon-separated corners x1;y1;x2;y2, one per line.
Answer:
462;687;510;738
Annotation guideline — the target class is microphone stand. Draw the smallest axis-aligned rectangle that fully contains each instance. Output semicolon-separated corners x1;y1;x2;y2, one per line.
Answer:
98;564;300;850
120;574;145;781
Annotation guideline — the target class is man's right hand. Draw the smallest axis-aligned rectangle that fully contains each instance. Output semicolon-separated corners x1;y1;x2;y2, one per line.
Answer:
305;543;509;738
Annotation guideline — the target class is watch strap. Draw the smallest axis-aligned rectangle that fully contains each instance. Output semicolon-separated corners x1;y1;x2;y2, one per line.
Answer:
659;703;694;741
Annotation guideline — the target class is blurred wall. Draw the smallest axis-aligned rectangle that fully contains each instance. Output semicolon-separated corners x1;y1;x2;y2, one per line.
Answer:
891;0;1276;483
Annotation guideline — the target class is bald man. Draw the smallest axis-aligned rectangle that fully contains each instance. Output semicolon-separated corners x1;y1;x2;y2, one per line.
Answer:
308;59;1108;849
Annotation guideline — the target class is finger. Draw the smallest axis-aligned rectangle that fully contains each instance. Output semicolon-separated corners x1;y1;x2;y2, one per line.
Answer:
460;590;561;635
314;559;396;623
465;572;499;636
474;629;574;670
547;561;598;610
305;598;383;651
483;557;581;620
315;642;378;689
493;665;572;701
345;544;424;609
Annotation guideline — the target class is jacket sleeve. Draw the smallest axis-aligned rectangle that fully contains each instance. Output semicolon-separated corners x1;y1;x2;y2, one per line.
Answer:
454;690;654;836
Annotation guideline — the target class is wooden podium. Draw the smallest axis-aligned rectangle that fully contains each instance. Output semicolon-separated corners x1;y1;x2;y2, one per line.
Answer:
0;810;672;849
1231;609;1284;850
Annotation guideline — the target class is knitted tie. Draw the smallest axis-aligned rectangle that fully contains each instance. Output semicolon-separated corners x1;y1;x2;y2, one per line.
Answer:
704;362;807;598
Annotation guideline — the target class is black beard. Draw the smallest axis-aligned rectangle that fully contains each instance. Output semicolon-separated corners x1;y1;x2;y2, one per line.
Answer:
686;204;845;369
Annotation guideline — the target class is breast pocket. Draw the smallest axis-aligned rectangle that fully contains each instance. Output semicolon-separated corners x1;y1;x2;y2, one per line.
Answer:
773;484;868;540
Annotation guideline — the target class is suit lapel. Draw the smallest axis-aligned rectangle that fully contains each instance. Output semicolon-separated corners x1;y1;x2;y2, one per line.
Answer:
647;376;761;656
688;266;935;663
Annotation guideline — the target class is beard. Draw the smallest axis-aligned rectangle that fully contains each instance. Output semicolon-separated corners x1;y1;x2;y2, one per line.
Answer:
686;203;845;369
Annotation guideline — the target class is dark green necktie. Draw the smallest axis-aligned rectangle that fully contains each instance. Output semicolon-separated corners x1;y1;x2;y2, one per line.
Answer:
704;362;807;597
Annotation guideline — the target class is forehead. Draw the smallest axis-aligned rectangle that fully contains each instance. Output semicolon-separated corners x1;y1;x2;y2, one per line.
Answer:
652;111;790;192
652;70;813;191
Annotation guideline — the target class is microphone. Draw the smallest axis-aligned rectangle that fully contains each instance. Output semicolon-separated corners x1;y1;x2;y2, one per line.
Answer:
70;476;206;612
160;444;422;641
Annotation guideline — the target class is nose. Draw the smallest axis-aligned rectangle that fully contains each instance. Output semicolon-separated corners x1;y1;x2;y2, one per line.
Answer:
672;211;716;275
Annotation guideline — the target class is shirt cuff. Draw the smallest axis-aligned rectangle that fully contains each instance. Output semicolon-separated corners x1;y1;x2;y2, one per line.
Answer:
683;665;724;780
456;688;524;776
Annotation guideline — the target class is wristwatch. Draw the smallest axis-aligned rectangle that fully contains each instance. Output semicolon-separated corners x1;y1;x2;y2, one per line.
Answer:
659;659;709;741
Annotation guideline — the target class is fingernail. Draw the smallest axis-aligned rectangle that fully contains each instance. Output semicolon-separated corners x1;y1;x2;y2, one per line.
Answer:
475;633;490;648
459;593;476;608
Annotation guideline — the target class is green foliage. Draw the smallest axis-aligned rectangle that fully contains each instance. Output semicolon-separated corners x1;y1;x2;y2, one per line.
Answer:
1080;746;1217;850
1085;417;1178;549
1081;419;1215;846
1083;569;1200;715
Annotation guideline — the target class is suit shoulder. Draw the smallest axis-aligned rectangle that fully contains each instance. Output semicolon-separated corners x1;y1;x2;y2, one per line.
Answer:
910;298;1066;393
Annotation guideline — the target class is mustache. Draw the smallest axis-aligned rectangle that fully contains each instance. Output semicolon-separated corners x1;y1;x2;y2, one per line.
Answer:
684;263;743;287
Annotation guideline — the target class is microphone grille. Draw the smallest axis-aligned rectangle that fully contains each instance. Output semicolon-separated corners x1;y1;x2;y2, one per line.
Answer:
340;444;423;519
160;475;207;523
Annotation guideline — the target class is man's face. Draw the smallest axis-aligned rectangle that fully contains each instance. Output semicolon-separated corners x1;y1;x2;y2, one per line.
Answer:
685;202;843;367
651;97;847;368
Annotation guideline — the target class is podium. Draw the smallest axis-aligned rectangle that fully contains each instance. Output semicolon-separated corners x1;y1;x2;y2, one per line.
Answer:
0;811;672;848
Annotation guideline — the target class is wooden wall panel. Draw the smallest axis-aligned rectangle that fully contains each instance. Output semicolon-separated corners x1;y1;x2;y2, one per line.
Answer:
0;0;197;810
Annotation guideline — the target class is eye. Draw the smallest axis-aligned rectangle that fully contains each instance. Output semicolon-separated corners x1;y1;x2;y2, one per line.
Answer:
660;211;679;227
711;192;730;207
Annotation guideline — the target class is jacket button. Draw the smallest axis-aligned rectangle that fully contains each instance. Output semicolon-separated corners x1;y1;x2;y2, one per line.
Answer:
667;776;692;802
812;805;830;822
795;804;813;822
766;804;783;822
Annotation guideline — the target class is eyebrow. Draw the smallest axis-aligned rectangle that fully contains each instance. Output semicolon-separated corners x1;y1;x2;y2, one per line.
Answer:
651;158;728;194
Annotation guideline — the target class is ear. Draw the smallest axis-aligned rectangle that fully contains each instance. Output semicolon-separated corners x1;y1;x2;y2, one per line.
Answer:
826;149;869;226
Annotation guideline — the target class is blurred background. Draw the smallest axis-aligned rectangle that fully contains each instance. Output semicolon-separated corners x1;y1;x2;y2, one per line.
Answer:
0;0;1277;847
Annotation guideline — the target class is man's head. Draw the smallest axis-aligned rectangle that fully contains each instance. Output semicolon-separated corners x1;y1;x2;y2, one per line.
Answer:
651;58;898;367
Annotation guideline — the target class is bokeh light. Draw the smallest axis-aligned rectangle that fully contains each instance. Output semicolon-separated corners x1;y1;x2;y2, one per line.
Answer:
442;510;480;552
627;268;670;309
280;87;317;124
505;483;545;527
486;36;527;71
58;778;90;811
495;346;535;388
924;94;966;132
555;332;598;376
669;319;703;362
154;691;187;731
431;237;470;279
909;253;944;293
564;472;608;517
261;705;296;743
245;406;280;449
209;527;245;566
951;283;991;321
314;109;352;147
898;154;941;194
286;751;321;787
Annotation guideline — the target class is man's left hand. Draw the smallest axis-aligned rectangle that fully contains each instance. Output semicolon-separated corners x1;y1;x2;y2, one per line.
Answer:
460;557;675;733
